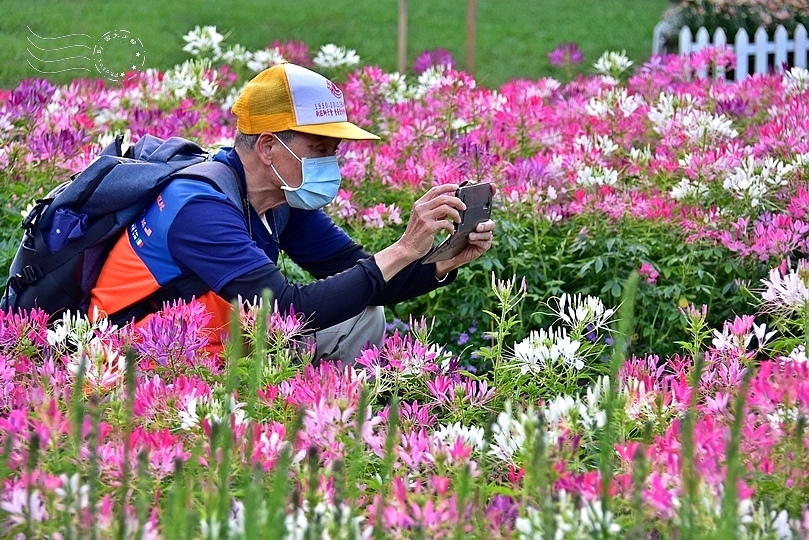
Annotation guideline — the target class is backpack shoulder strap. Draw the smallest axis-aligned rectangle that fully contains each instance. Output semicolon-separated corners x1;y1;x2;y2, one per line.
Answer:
176;160;246;215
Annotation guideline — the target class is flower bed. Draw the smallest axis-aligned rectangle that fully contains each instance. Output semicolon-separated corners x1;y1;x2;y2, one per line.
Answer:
1;29;809;538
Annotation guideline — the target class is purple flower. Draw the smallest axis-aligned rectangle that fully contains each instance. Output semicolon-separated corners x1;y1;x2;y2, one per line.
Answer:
585;323;598;343
716;97;749;117
548;42;584;68
485;494;518;528
28;129;89;163
385;318;410;334
413;48;456;75
5;78;56;120
457;332;469;346
506;156;557;186
133;299;210;370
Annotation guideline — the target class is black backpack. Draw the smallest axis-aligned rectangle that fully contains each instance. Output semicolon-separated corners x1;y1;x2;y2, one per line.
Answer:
0;134;246;324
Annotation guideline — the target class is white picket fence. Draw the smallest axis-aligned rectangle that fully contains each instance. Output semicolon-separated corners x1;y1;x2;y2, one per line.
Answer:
652;23;809;80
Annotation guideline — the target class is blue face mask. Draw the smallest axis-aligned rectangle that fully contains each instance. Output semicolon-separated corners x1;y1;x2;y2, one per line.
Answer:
271;137;342;210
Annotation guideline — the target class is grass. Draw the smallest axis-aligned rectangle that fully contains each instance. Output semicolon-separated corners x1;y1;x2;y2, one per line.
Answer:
3;0;668;89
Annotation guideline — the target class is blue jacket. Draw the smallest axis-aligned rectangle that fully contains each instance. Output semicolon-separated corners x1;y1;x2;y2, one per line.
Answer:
90;147;456;335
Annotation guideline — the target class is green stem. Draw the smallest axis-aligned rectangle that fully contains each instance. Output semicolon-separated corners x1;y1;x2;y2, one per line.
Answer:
117;349;137;540
718;368;753;540
680;352;705;538
601;272;638;512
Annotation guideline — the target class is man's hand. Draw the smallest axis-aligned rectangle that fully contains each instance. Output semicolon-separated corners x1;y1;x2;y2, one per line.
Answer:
434;218;496;276
397;183;468;256
374;184;466;281
434;183;497;277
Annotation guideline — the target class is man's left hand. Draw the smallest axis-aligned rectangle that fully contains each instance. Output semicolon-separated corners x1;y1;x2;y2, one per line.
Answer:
435;218;496;277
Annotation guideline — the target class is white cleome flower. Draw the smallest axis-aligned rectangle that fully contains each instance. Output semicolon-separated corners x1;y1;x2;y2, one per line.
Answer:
313;43;361;68
488;402;539;464
629;145;652;164
246;47;286;73
681;110;738;142
791;152;809;168
66;339;127;390
586;87;643;118
723;155;793;207
574;134;619;156
669;177;709;200
648;92;698;133
780;344;808;363
579;498;622;536
218;43;252;65
512;327;583;374
543;380;607;435
182;25;225;59
783;66;809;95
550;292;616;334
759;260;809;313
178;397;201;430
593;50;633;76
576;165;619;187
47;307;115;351
380;71;409;104
220;83;246;114
410;65;454;99
433;422;487;451
54;473;90;511
161;59;219;100
517;491;621;539
283;502;370;540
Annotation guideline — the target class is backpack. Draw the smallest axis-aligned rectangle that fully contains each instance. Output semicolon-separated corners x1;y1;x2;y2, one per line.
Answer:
0;134;246;324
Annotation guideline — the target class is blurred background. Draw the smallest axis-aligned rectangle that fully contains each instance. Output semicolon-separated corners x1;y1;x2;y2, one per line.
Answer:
1;0;668;88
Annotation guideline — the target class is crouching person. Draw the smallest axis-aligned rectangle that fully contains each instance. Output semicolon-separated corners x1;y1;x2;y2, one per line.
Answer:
89;62;496;362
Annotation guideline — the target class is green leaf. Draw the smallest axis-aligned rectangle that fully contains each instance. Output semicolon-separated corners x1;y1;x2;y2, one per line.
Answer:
579;259;594;276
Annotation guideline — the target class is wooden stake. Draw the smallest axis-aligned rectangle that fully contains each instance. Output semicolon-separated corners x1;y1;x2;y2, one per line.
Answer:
398;0;408;73
467;0;476;75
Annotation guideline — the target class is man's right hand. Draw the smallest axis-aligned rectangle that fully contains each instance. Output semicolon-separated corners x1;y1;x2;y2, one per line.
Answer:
373;184;465;282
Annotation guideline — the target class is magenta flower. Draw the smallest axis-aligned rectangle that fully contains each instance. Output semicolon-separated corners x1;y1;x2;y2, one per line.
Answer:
397;400;437;430
0;307;49;355
270;39;312;67
639;261;660;284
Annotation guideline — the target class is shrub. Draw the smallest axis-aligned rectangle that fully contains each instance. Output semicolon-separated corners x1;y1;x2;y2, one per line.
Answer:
663;0;809;36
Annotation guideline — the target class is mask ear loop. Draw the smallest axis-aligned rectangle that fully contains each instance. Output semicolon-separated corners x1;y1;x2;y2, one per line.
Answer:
270;135;303;191
270;163;297;191
273;135;302;163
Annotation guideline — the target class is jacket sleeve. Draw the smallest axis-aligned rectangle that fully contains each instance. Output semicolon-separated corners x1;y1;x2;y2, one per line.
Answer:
219;254;457;328
218;259;388;331
170;197;456;331
282;213;459;306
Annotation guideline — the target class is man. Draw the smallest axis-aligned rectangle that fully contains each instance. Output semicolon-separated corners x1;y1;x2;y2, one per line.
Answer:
89;62;496;361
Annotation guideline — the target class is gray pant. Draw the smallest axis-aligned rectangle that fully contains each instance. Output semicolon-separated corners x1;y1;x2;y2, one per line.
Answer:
312;306;386;362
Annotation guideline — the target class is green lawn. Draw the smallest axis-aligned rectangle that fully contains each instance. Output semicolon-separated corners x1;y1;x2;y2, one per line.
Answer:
2;0;667;88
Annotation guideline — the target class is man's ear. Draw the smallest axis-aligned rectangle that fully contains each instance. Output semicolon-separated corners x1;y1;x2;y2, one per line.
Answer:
255;132;276;165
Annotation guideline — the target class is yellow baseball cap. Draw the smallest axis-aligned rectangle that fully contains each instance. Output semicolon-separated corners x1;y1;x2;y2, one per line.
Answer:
231;62;380;140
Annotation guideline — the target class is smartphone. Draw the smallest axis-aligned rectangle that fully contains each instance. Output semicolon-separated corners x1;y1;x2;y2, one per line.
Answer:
422;182;493;264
